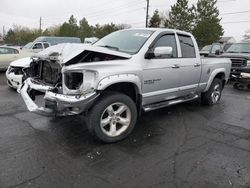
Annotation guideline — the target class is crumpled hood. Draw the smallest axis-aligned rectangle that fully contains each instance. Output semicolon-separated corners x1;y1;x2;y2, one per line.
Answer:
220;53;250;60
33;43;132;64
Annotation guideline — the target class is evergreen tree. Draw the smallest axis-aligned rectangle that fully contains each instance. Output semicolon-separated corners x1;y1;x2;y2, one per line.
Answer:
192;0;224;47
58;15;79;37
164;0;194;32
149;10;162;28
79;17;93;41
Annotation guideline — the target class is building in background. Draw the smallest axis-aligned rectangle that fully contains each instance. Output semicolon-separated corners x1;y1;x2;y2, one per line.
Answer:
219;37;236;44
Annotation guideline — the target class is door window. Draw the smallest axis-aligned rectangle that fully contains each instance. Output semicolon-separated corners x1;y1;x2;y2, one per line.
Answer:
153;34;177;58
43;43;50;49
178;35;196;58
33;43;43;49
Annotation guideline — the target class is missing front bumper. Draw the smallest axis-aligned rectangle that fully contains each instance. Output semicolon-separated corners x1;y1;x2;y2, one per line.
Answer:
19;78;99;116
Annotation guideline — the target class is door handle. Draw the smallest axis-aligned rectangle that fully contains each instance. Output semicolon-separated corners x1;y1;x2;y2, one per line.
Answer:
194;63;201;67
172;64;180;69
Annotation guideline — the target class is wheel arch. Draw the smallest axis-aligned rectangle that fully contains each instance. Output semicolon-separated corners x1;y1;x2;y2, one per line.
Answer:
97;74;142;112
204;69;226;92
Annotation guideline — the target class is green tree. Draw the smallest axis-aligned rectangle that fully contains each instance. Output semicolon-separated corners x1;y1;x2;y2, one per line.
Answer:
149;9;162;28
78;17;93;41
164;0;195;32
93;23;122;39
4;25;40;45
58;15;79;37
192;0;224;47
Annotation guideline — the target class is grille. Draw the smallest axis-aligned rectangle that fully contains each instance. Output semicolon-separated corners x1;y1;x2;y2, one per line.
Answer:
231;58;247;67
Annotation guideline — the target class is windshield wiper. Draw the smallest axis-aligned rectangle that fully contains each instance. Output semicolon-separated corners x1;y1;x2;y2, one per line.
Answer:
240;51;250;53
226;51;238;53
99;45;119;51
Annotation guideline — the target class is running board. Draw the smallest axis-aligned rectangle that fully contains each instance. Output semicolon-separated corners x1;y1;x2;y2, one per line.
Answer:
143;94;199;112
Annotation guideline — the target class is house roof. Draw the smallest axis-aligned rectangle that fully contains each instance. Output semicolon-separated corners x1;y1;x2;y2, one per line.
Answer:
219;37;235;42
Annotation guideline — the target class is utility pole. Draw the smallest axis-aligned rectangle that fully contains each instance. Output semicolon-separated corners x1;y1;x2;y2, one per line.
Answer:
145;0;149;27
39;17;42;35
2;26;5;37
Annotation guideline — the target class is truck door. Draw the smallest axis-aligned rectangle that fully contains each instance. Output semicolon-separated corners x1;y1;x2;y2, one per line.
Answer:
176;34;201;95
142;33;183;105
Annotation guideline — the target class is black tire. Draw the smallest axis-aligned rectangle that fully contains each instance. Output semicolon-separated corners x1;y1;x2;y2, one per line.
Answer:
201;78;223;105
233;82;240;89
87;92;137;143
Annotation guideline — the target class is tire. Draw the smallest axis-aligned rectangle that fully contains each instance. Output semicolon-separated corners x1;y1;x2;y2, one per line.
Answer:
201;78;223;105
233;82;240;89
87;92;137;143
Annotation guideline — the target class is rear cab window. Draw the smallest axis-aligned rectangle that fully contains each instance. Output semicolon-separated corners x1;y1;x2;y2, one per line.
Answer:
178;34;196;58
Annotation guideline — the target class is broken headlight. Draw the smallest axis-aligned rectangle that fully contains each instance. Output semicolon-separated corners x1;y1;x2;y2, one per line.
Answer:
7;66;23;75
63;70;97;95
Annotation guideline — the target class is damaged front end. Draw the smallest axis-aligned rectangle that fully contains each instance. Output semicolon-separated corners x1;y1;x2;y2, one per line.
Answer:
18;44;130;116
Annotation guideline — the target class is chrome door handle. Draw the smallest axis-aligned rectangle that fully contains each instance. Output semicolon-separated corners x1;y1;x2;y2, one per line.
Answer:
172;64;180;69
194;63;201;67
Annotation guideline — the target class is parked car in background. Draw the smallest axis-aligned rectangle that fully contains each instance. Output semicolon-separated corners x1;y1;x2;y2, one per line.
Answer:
84;37;99;44
6;57;32;89
22;36;82;53
6;42;85;89
19;28;231;143
200;45;212;57
0;46;33;71
219;42;250;76
200;43;233;57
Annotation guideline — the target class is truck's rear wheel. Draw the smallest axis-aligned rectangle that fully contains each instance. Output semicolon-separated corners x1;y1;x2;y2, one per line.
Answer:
201;78;223;105
87;92;137;143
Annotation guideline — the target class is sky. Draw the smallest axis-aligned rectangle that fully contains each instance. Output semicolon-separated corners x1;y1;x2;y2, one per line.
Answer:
0;0;250;41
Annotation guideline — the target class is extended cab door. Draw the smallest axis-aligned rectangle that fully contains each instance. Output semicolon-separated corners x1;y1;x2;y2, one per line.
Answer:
176;34;202;95
142;32;183;105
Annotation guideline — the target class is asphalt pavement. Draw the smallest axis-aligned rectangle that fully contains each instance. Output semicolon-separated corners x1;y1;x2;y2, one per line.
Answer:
0;72;250;188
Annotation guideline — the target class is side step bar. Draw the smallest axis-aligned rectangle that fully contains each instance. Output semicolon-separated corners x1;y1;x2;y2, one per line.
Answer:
143;94;199;112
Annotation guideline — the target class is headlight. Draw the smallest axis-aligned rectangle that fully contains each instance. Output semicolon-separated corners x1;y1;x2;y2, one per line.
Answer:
63;70;97;95
247;60;250;67
7;66;23;75
64;72;83;90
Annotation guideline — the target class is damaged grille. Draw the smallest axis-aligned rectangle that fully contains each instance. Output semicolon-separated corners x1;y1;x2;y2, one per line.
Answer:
231;58;247;67
29;60;62;86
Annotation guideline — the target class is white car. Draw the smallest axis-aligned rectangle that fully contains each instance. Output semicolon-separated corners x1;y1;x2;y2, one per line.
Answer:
6;57;32;89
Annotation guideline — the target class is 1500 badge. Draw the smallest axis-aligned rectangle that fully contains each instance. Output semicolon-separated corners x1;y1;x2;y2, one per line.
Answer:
144;79;162;85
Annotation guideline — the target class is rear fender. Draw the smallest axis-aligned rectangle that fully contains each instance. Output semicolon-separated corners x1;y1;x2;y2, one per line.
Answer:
204;68;226;92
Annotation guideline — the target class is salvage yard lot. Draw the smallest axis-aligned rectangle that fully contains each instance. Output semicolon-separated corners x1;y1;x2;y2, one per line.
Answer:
0;72;250;188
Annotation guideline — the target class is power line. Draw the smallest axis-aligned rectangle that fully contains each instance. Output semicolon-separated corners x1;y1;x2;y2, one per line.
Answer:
221;10;250;15
222;20;250;24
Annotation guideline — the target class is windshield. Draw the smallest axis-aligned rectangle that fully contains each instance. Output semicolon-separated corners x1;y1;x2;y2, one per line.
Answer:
23;42;33;49
94;29;154;54
226;43;250;53
201;45;211;51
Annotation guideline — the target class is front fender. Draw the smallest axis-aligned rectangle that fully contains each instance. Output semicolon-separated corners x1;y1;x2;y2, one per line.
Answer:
97;74;142;94
204;68;226;92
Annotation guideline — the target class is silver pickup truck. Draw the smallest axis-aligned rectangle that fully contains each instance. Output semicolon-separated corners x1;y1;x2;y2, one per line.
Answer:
19;28;231;143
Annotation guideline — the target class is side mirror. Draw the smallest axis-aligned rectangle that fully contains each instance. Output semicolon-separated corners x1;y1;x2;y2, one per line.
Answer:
215;49;222;55
145;46;173;59
154;47;173;57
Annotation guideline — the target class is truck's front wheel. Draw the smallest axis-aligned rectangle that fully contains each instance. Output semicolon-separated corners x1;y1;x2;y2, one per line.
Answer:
201;78;223;105
87;92;137;143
